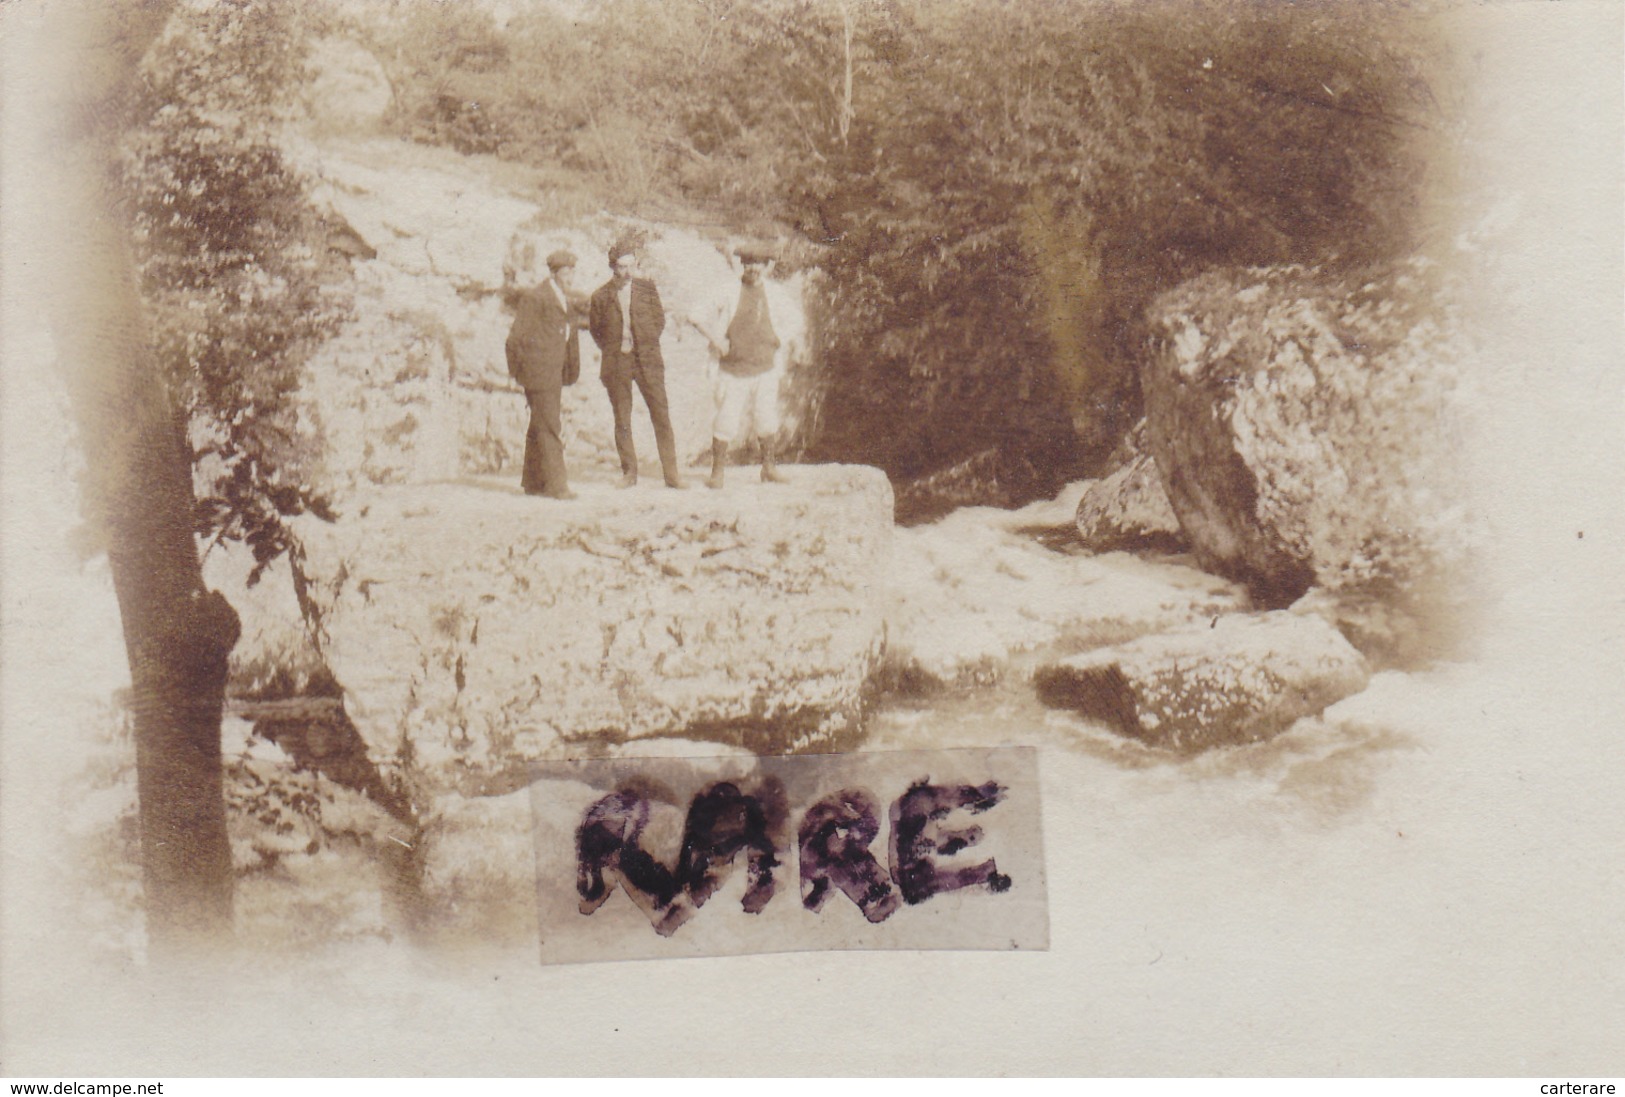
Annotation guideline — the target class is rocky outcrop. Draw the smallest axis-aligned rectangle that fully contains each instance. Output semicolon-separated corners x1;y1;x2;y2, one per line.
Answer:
1143;262;1477;634
1034;611;1369;752
1073;422;1186;553
887;502;1248;690
297;465;893;795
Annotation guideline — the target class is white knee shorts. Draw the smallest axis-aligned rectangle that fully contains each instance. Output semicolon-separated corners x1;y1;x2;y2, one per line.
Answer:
711;369;781;444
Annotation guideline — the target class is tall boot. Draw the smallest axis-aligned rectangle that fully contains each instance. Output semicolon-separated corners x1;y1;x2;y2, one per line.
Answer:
707;438;727;490
760;436;789;483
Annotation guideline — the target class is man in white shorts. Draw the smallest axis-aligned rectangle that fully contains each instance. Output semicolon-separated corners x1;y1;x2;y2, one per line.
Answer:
701;244;792;489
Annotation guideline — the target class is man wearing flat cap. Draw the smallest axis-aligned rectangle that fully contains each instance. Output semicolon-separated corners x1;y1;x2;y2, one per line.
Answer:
505;247;582;499
587;240;687;489
693;243;793;489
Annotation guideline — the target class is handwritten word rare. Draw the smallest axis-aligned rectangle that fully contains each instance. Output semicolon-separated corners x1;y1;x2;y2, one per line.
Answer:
575;777;1013;937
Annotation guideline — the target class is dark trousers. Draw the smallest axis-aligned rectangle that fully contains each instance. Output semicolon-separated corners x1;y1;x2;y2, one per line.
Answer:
522;384;569;496
603;364;680;484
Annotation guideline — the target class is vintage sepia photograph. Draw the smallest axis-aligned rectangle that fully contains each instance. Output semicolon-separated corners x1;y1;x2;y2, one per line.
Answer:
1;0;1620;1079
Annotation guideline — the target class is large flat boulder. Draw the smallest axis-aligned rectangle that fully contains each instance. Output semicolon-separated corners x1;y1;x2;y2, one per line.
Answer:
302;39;393;134
414;738;756;947
297;466;893;794
1142;261;1477;636
1034;611;1370;752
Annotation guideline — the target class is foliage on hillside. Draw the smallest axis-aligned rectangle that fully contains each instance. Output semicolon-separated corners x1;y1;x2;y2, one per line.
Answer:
120;2;350;579
811;2;1455;489
353;0;1459;500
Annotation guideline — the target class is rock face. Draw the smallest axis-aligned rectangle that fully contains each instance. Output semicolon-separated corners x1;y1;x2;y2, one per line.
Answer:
887;501;1248;690
1034;611;1370;752
303;38;394;133
297;465;893;794
1073;422;1186;553
285;135;818;508
1143;261;1476;622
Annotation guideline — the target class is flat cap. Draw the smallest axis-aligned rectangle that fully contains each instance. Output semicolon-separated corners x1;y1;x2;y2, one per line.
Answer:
734;242;777;264
607;239;637;264
546;249;578;271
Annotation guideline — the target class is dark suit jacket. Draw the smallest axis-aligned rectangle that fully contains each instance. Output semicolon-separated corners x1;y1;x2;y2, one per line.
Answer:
506;283;580;390
588;277;665;377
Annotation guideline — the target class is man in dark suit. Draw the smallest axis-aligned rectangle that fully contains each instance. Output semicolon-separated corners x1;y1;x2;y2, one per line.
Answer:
506;248;582;499
587;241;686;489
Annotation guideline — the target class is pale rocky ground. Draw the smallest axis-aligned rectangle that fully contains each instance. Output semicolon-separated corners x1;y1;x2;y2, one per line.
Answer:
9;457;1445;958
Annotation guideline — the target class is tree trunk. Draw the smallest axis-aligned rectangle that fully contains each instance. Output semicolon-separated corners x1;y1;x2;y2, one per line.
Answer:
838;0;854;148
30;0;238;953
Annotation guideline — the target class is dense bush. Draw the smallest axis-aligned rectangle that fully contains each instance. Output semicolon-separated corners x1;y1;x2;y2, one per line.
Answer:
1141;256;1477;663
803;1;1455;496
